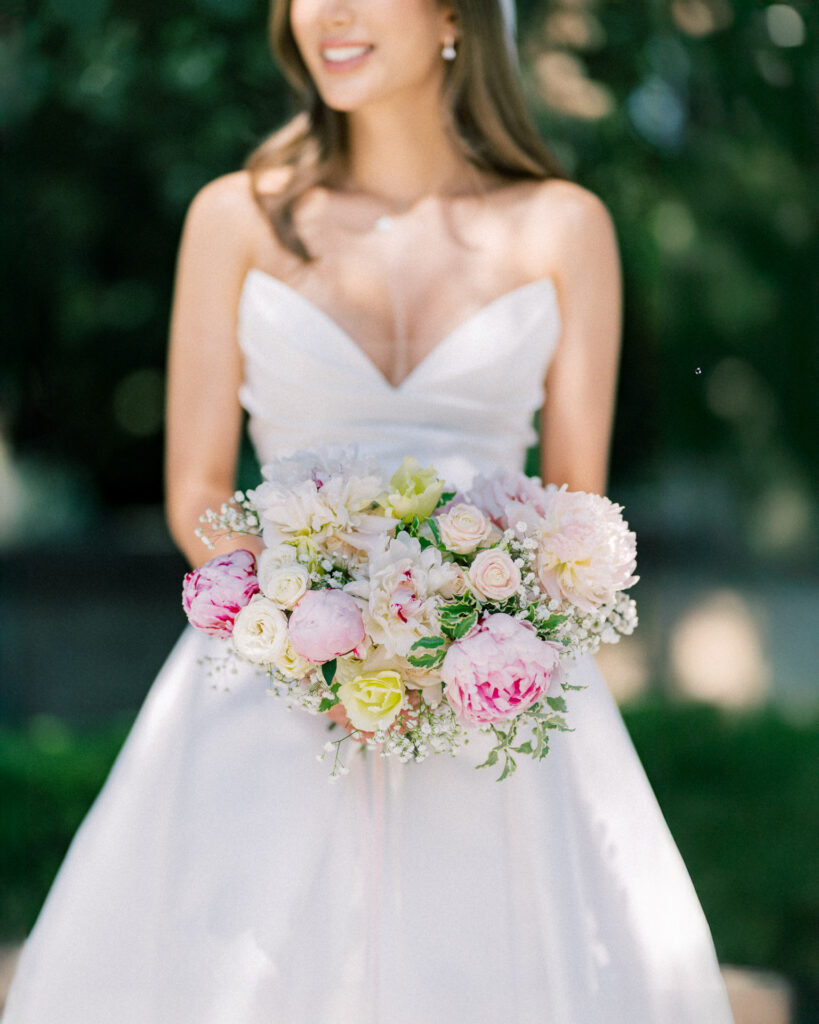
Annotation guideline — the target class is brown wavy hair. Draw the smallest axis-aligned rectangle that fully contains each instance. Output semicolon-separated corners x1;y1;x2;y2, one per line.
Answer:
245;0;567;261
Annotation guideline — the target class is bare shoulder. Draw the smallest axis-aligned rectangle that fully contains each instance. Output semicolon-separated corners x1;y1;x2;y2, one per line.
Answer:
186;170;265;241
528;178;616;243
183;167;295;264
514;178;619;282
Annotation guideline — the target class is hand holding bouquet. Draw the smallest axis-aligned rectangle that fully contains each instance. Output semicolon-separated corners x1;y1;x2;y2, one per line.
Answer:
183;450;638;780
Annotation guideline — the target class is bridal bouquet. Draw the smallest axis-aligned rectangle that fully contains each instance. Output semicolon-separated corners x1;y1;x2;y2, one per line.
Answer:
182;449;638;780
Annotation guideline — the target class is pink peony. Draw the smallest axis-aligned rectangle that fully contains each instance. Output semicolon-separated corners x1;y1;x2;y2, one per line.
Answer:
441;613;562;726
182;549;260;638
288;588;366;663
465;470;552;530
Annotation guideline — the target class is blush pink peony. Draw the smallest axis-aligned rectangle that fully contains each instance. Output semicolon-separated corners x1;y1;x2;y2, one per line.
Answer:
441;613;562;726
288;588;366;663
465;470;552;530
535;487;638;613
182;549;260;638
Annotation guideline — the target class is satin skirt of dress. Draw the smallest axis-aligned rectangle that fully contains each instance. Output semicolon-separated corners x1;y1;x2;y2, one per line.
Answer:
2;625;735;1024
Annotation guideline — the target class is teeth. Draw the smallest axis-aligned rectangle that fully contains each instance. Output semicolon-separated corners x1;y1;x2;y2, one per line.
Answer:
322;45;371;63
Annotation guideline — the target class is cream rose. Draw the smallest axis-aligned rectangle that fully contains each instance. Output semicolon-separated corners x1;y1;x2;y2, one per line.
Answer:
270;639;312;680
259;564;310;609
467;548;521;602
436;503;493;554
338;669;405;732
231;596;289;664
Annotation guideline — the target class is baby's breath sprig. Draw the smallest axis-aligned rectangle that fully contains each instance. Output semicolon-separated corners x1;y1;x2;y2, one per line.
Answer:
194;490;262;550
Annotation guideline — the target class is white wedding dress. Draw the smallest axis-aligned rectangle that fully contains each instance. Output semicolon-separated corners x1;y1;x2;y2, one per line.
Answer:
3;268;735;1023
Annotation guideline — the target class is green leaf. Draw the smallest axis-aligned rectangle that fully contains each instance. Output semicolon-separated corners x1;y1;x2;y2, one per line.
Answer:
406;649;446;669
512;740;533;754
475;748;500;770
318;696;339;712
449;609;478;639
546;695;568;713
410;636;447;651
437;490;456;507
536;613;568;632
426;516;442;545
321;659;337;686
407;635;447;669
498;755;518;781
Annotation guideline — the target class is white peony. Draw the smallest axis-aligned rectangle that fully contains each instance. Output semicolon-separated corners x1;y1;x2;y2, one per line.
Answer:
345;532;461;658
535;486;639;613
231;596;289;664
249;448;395;560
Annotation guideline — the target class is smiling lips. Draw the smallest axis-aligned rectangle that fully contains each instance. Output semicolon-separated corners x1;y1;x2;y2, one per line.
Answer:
320;43;374;71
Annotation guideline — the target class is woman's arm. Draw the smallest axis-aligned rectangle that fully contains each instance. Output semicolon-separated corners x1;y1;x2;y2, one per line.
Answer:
164;172;264;569
538;183;623;496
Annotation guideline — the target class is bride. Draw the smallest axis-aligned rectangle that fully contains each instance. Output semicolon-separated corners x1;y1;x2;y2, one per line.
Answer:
3;1;736;1022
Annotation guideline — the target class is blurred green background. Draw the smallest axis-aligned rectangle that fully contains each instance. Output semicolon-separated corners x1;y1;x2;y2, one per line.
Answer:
0;0;817;1017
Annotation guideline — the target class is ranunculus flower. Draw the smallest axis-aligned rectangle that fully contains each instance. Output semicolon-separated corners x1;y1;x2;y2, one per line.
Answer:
467;548;521;602
435;503;494;554
535;487;638;613
441;613;562;726
231;596;289;664
259;564;310;609
182;549;260;637
288;588;366;663
338;669;405;732
378;456;444;523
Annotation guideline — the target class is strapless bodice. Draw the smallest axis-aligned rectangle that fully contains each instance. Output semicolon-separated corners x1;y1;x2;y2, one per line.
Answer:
237;269;561;489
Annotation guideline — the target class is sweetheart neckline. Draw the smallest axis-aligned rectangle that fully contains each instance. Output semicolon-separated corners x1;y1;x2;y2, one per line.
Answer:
241;267;560;392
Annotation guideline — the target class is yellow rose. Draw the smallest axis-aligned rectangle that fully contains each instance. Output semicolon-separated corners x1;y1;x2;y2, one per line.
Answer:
379;457;444;523
338;670;406;732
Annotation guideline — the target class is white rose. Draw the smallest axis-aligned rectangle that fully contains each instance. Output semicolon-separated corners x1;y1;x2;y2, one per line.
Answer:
438;564;468;599
258;543;297;575
232;597;289;664
467;548;521;602
436;503;493;554
259;564;310;609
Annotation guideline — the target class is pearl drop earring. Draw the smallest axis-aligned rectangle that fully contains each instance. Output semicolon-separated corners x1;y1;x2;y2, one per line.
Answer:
442;36;457;61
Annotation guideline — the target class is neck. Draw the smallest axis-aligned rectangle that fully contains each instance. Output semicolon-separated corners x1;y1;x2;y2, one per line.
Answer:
340;82;478;210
